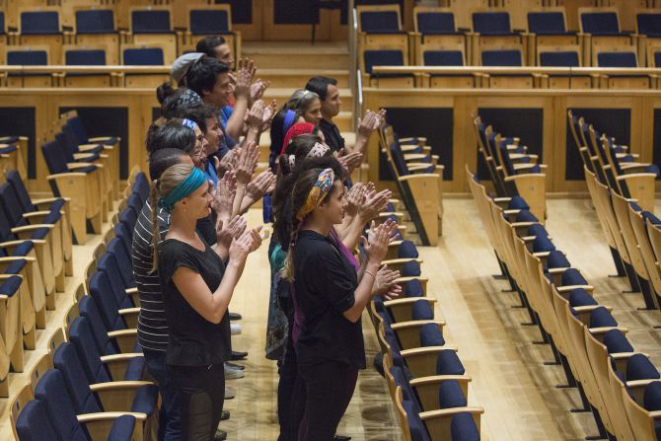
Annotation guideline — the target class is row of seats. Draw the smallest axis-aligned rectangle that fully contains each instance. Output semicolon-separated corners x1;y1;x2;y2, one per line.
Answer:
359;5;661;89
0;4;239;66
472;115;546;221
365;211;484;440
377;124;444;246
11;170;159;441
467;171;661;440
41;111;122;244
568;111;661;316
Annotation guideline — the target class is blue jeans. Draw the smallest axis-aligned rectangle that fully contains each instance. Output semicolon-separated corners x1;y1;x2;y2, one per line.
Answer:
144;349;181;441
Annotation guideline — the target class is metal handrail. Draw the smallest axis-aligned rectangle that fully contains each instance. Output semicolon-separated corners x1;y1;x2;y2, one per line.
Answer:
350;1;361;131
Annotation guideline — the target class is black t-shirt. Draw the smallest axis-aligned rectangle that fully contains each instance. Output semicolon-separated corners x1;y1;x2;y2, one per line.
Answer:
293;230;366;369
158;235;231;366
319;118;345;153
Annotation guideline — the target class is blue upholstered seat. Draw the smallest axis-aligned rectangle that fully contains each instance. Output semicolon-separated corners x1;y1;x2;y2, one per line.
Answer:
547;250;570;269
364;50;405;75
15;399;59;441
412;300;434;321
581;12;623;35
424;50;463;66
131;10;171;34
361;11;400;33
439;380;467;408
472;12;512;36
404;279;424;297
627;354;660;381
402;260;422;277
589;307;618;328
417;12;456;34
597;52;638;68
637;13;661;37
569;289;598;307
20;11;60;34
398;240;419;259
75;9;115;34
527;12;568;35
420;324;445;347
189;9;230;35
603;329;634;354
532;235;555;253
123;48;165;66
65;49;106;66
7;50;47;65
561;268;588;286
437;350;465;375
508;196;529;210
540;51;580;67
481;50;523;67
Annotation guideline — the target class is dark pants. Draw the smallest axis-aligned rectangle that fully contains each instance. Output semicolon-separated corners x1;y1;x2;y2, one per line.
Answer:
297;361;358;441
143;349;181;441
277;296;306;441
167;364;226;441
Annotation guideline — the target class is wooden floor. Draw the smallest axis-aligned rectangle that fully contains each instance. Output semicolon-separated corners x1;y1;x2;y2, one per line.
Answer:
2;197;661;440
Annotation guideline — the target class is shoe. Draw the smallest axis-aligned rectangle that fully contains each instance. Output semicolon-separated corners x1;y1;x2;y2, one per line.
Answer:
231;350;248;360
225;361;244;370
225;363;245;379
229;312;242;320
214;428;227;440
221;409;231;420
334;436;351;441
231;323;242;335
225;387;235;399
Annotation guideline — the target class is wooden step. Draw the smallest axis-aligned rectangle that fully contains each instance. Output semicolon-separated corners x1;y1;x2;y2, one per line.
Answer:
243;42;349;70
263;88;353;109
255;68;349;88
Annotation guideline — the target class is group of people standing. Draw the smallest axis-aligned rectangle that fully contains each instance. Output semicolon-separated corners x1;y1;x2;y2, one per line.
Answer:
132;34;401;441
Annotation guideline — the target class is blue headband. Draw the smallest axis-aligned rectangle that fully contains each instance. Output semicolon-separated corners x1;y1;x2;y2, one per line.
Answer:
182;118;198;131
158;167;207;212
283;110;297;134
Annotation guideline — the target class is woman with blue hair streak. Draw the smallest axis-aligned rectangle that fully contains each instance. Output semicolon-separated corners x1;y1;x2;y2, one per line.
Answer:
151;163;263;441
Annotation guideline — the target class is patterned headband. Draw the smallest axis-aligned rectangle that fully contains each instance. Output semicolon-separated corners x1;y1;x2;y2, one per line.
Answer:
181;118;198;132
308;142;330;158
296;168;335;221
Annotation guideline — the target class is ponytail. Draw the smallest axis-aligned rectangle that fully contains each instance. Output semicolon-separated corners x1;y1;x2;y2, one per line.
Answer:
150;180;161;273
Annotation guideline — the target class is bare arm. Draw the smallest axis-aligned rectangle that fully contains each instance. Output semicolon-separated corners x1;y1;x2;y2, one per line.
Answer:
225;59;255;139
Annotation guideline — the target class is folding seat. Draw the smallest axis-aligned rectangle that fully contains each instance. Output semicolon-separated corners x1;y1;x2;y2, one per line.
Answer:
469;10;527;66
537;46;592;88
65;113;121;199
124;6;177;65
131;172;150;203
584;316;638;440
180;3;240;60
422;44;478;88
526;8;580;65
62;45;113;87
0;275;24;395
412;7;468;67
624;379;661;440
78;295;139;355
89;269;139;332
32;368;143;441
120;43;171;88
6;170;73;282
11;7;65;65
480;47;536;88
578;8;634;66
98;244;138;309
5;46;53;88
70;6;120;65
42;139;104;244
594;47;650;89
635;10;661;66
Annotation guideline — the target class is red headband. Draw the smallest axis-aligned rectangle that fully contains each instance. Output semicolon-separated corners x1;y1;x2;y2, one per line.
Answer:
280;122;316;155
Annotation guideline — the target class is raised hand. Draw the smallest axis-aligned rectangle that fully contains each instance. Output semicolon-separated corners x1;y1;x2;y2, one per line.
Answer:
337;152;363;174
236;142;259;185
247;170;276;202
246;99;265;132
212;170;237;223
357;110;379;138
234;58;256;99
217;215;247;249
359;188;391;222
250;79;270;103
229;226;263;263
373;265;401;297
343;182;364;217
362;220;390;264
260;99;278;132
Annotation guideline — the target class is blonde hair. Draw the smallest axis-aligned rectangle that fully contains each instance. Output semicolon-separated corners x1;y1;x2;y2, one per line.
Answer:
150;162;196;272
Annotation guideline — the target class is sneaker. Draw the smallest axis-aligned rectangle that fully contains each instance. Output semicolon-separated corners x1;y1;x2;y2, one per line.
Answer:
225;361;244;370
229;312;242;320
221;409;231;420
225;363;245;379
225;387;235;399
231;350;248;360
231;323;242;335
214;428;227;440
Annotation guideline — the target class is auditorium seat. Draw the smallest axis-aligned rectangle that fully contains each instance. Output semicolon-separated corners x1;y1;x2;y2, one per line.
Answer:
0;276;23;396
89;269;139;332
120;43;171;88
31;368;143;441
480;47;535;88
79;295;139;356
578;8;633;66
595;47;650;89
63;45;113;87
623;380;661;440
422;45;477;88
469;10;526;65
70;6;119;65
125;6;177;66
180;3;240;61
12;7;64;65
41;139;104;244
636;11;661;66
526;8;579;58
412;7;467;68
5;47;52;88
537;46;592;88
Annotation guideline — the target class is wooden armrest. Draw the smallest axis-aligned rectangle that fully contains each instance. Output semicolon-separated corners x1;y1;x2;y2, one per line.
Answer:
118;307;140;316
410;374;471;387
12;224;54;233
400;346;457;358
547;267;570;275
89;381;154;392
589;326;628;335
100;353;144;364
573;305;610;313
125;287;138;294
557;285;593;293
384;297;436;307
382;258;423;265
419;407;484;421
391;320;445;331
77;412;147;424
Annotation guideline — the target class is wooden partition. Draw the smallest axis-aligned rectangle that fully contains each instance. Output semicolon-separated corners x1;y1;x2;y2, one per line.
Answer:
362;87;661;194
